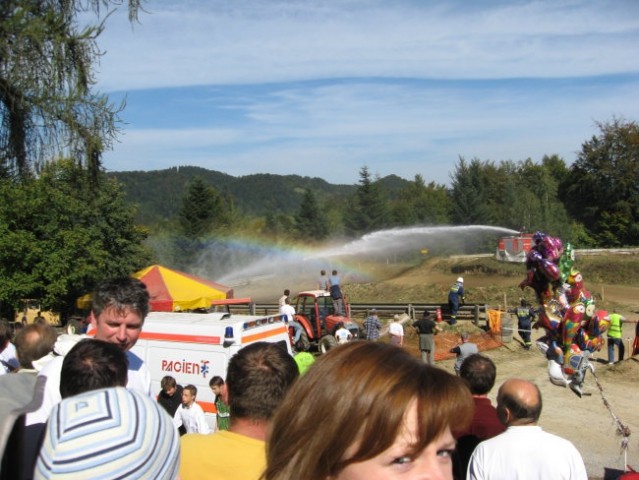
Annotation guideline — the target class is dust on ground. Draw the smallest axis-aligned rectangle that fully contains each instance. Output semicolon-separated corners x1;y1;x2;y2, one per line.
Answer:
373;259;639;480
240;255;639;478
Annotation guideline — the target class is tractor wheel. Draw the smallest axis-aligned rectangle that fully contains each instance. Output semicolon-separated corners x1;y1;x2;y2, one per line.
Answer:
295;331;311;352
319;335;338;354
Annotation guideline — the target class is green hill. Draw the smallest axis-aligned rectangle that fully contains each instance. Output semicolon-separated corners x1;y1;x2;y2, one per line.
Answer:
108;166;410;225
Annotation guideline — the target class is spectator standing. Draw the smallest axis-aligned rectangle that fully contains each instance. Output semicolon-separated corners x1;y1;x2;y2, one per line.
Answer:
334;322;352;344
328;270;344;315
606;311;637;364
209;376;231;431
158;375;184;417
33;312;46;325
1;320;20;374
277;289;290;309
317;270;329;291
280;298;303;349
412;311;442;364
59;339;128;398
467;378;587;479
448;277;466;325
453;354;505;479
363;309;381;341
388;315;404;346
34;387;180;480
174;384;210;435
514;299;536;350
180;342;299;480
28;277;152;425
23;338;129;478
0;323;57;479
450;331;478;375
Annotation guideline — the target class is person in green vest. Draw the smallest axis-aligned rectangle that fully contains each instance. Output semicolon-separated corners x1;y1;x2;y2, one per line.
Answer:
209;376;230;431
606;311;637;365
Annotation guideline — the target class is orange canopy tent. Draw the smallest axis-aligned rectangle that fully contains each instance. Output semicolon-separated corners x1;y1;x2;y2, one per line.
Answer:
135;265;232;312
77;265;233;312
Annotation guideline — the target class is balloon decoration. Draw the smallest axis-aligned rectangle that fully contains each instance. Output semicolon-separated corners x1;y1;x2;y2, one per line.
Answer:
519;231;605;397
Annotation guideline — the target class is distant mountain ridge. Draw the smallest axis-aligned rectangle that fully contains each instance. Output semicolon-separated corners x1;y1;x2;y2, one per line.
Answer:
108;166;410;225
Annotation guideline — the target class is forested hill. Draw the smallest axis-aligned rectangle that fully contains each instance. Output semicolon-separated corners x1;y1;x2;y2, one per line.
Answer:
107;166;409;225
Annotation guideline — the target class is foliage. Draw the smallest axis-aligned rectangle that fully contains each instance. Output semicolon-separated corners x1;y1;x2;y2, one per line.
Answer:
391;174;452;226
561;118;639;247
294;189;329;241
448;156;577;241
178;176;230;238
0;0;141;181
343;166;391;236
450;157;499;225
109;166;364;226
0;159;152;318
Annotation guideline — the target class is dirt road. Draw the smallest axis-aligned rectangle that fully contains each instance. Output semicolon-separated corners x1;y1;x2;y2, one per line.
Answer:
405;324;639;480
240;255;639;478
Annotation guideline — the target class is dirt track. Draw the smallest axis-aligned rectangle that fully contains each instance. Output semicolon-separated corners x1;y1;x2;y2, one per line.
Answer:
388;261;639;480
241;255;639;478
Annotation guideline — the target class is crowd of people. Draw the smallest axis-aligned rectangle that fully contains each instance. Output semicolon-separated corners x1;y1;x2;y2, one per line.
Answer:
0;274;598;480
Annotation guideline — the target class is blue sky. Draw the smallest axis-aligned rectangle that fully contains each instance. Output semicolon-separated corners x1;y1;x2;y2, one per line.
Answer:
94;0;639;185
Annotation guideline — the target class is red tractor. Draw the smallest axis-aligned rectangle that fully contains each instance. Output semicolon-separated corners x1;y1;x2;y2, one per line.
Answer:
291;290;361;353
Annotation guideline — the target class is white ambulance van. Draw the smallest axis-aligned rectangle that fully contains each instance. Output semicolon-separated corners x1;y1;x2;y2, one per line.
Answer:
129;311;292;429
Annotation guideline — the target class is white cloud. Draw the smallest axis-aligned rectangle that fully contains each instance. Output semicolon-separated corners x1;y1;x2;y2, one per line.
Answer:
96;0;639;91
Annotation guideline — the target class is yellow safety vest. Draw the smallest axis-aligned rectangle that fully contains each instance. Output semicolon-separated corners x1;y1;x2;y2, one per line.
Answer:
608;313;623;339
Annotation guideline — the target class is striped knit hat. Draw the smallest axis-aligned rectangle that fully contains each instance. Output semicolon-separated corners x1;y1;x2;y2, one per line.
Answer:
34;387;180;480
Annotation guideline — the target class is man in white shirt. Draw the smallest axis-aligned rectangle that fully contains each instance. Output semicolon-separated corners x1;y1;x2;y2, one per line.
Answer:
467;378;587;480
277;289;290;308
388;315;404;346
334;322;353;344
28;277;152;425
280;298;303;347
0;321;19;374
173;384;211;435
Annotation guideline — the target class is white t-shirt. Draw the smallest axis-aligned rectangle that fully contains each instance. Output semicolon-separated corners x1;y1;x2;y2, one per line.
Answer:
27;348;151;425
468;425;587;479
334;327;352;344
0;342;19;374
389;322;404;337
279;304;296;322
173;402;211;434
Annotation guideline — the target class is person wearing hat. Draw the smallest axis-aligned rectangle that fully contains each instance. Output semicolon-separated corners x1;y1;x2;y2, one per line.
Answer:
412;310;442;364
363;309;382;341
34;387;180;479
448;276;466;325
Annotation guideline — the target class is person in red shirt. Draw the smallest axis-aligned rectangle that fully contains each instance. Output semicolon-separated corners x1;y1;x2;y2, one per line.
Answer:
453;353;505;478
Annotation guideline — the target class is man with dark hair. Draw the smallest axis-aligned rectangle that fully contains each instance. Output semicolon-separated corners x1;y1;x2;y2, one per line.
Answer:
514;298;536;350
28;276;152;425
60;339;128;398
450;331;478;375
412;311;442;364
458;354;505;439
468;378;587;479
158;375;184;417
180;342;299;480
453;354;505;479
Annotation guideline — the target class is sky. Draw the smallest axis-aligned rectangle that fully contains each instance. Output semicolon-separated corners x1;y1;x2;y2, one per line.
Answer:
94;0;639;185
